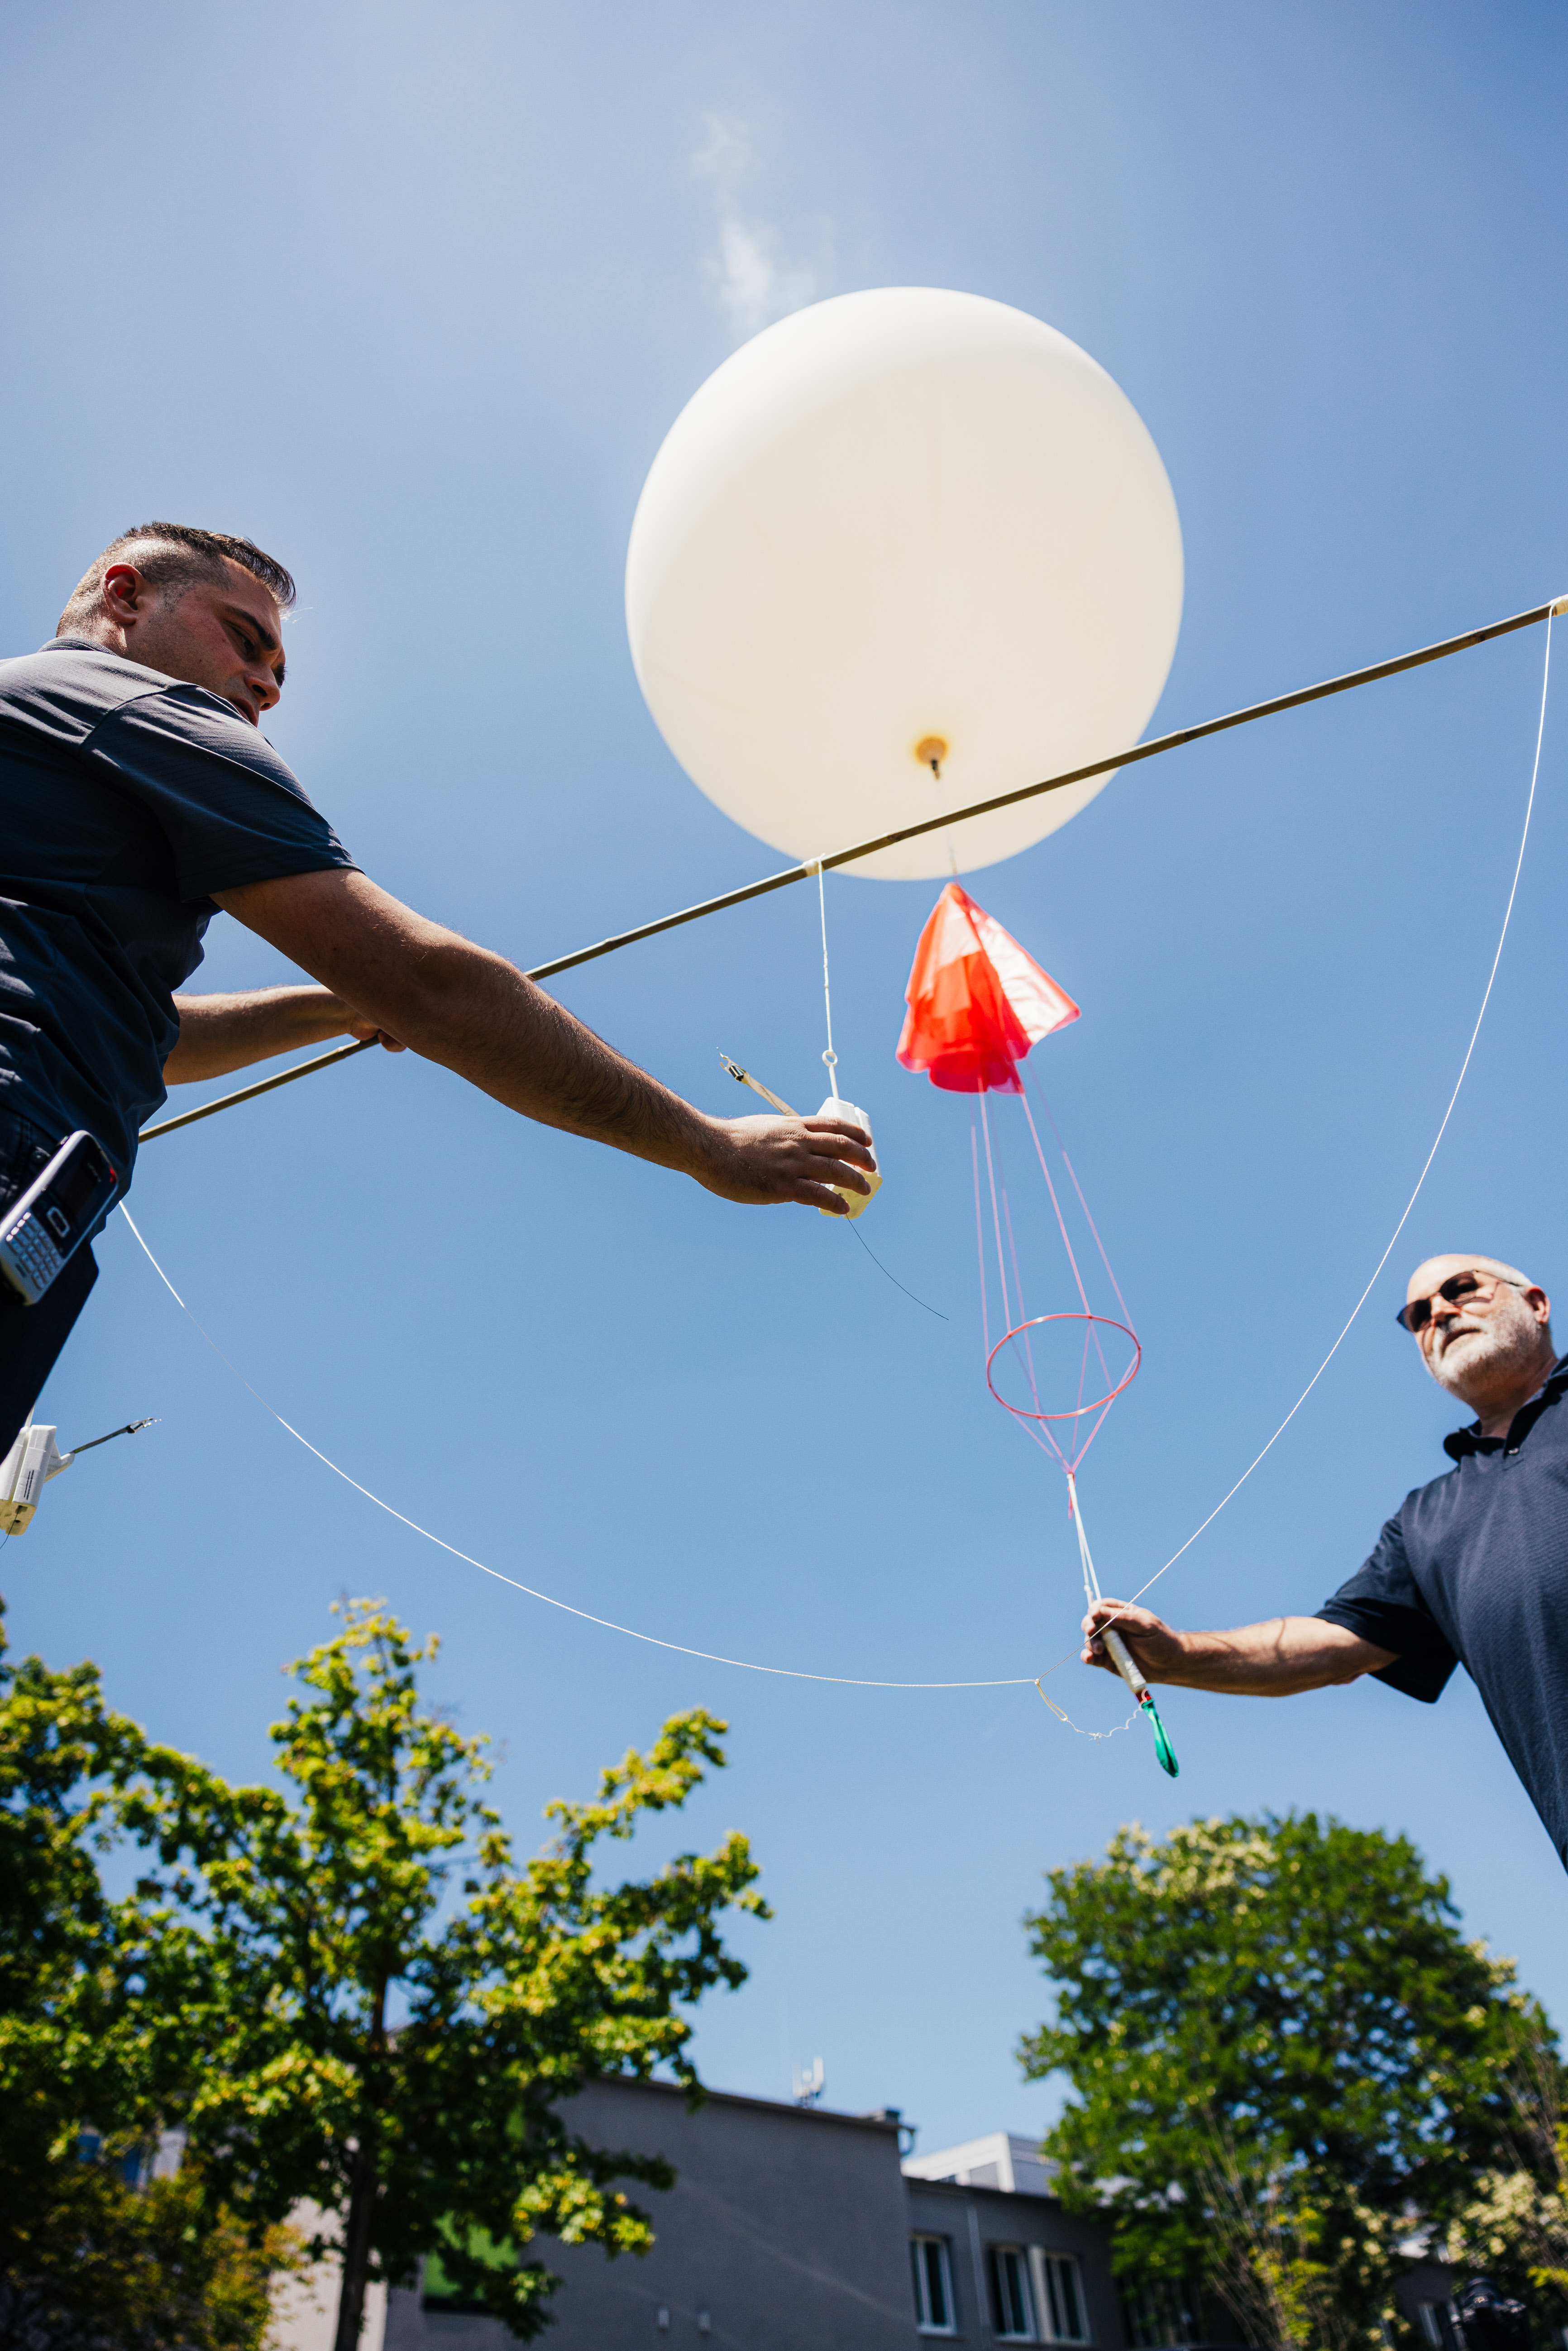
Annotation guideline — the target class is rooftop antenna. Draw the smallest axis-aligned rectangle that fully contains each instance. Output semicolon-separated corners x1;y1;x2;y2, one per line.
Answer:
792;2057;825;2108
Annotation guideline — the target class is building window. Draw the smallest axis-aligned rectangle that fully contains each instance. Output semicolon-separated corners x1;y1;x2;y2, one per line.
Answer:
1036;2252;1090;2344
912;2236;956;2335
990;2245;1038;2340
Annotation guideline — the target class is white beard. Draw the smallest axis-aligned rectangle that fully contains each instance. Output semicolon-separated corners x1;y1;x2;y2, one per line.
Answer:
1427;1288;1544;1403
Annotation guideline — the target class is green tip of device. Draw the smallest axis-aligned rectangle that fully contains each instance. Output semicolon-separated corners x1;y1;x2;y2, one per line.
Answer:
1141;1694;1179;1778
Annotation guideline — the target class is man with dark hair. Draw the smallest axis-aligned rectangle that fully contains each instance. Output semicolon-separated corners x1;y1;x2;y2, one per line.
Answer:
0;525;874;1448
1082;1255;1568;1869
54;524;300;637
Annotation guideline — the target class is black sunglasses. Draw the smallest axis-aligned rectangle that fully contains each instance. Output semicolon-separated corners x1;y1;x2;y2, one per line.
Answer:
1396;1270;1525;1334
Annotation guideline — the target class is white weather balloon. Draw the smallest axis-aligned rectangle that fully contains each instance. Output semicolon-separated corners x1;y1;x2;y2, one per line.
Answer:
626;287;1183;881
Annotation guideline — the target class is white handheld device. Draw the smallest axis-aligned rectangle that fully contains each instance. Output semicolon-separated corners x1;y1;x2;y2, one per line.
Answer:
0;1415;157;1536
0;1424;73;1535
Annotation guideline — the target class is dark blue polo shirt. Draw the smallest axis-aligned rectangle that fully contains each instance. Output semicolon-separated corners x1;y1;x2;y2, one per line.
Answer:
1319;1356;1568;1867
0;637;356;1186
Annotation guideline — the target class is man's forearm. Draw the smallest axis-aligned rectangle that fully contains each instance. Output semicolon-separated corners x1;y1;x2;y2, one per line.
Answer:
389;943;717;1169
212;868;877;1212
219;878;719;1176
1107;1613;1393;1696
1082;1596;1393;1695
164;987;367;1083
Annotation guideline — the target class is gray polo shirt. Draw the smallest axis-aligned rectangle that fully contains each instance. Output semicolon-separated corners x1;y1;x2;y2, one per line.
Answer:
1319;1357;1568;1867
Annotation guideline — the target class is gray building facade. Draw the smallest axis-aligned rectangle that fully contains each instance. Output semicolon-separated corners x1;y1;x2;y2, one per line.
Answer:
375;2077;1128;2350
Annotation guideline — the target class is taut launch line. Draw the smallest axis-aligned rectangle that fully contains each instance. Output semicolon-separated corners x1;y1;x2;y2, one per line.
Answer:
140;594;1566;1144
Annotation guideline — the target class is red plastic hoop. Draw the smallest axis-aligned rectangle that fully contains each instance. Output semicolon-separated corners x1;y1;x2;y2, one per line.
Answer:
985;1311;1142;1425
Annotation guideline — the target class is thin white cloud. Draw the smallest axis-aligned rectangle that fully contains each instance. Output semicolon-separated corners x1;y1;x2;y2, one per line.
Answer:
693;113;749;188
694;113;820;339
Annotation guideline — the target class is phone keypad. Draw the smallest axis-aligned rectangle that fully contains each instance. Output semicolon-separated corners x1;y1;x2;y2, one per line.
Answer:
0;1212;63;1295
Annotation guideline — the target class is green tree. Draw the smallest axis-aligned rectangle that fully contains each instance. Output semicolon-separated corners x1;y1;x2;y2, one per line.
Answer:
0;2155;300;2351
1;1631;146;2174
1444;2031;1568;2325
1020;1814;1539;2350
0;1618;292;2351
120;1600;769;2349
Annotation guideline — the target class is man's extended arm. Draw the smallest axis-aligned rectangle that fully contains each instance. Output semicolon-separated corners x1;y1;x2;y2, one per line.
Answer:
210;868;875;1211
1080;1598;1396;1695
164;985;400;1083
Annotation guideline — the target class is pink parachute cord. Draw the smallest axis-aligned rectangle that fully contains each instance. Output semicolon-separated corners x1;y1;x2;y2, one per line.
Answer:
1018;1086;1094;1318
971;1123;991;1363
1000;1178;1053;1437
1064;1380;1123;1475
982;1091;1067;1457
976;1094;1014;1333
1024;1075;1137;1338
982;1090;1132;1475
1011;1084;1125;1469
1017;1083;1126;1416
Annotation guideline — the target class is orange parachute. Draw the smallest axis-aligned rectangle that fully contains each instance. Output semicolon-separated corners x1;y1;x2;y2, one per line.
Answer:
896;883;1080;1094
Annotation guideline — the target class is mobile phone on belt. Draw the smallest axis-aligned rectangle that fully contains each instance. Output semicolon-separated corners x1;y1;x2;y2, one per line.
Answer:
0;1131;119;1306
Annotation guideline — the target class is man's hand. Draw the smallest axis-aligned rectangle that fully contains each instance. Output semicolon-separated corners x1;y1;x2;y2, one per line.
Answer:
1081;1599;1189;1684
212;869;878;1209
1081;1599;1396;1696
694;1112;874;1212
342;1017;407;1053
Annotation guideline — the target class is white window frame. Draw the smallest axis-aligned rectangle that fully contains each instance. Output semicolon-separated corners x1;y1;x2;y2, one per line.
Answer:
1033;2249;1091;2344
911;2234;957;2336
989;2243;1039;2341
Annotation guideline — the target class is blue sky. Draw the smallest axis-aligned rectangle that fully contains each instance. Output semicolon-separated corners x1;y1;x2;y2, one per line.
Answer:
4;2;1568;2161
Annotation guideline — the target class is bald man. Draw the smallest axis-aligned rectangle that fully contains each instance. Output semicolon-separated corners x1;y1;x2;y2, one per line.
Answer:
1083;1256;1568;1868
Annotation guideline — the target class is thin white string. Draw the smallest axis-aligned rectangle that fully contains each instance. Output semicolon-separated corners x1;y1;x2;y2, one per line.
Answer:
1037;610;1555;1682
1066;1471;1101;1609
1027;1476;1138;1739
816;860;839;1097
117;1201;1034;1692
1033;1675;1141;1741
